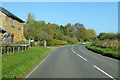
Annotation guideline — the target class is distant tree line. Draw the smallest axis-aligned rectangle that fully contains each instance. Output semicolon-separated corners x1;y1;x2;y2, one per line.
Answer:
24;13;97;44
97;33;119;40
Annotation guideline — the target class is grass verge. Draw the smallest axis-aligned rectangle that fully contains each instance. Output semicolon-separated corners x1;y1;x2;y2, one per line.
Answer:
2;47;52;79
86;45;120;60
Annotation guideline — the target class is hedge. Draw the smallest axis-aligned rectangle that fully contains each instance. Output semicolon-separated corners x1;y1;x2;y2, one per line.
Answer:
30;42;35;47
46;39;68;46
86;45;120;60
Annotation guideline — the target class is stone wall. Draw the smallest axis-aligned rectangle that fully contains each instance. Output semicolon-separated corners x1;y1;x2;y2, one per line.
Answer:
0;10;24;42
0;11;6;30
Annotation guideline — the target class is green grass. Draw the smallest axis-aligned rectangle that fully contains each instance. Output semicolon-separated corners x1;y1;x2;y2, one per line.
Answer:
86;45;120;59
91;40;118;51
2;47;52;79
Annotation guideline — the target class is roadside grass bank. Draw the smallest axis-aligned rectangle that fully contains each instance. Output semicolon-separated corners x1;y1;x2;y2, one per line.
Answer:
2;47;52;79
86;45;120;60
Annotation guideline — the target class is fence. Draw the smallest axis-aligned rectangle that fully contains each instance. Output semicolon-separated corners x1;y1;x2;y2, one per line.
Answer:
0;33;31;55
0;43;30;55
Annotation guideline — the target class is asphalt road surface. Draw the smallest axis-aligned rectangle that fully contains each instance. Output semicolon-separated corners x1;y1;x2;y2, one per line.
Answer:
25;45;118;80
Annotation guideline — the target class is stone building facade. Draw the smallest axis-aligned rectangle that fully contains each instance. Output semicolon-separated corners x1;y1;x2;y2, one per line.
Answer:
0;7;25;42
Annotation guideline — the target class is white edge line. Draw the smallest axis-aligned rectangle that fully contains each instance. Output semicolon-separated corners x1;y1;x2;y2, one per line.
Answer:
25;49;56;79
93;65;116;80
77;54;87;61
24;48;56;79
25;57;47;79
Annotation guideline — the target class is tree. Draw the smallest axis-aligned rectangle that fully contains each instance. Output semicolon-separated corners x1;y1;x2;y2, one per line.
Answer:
74;23;84;30
60;25;68;36
27;13;35;22
77;27;87;41
24;13;97;44
98;33;118;40
87;29;97;41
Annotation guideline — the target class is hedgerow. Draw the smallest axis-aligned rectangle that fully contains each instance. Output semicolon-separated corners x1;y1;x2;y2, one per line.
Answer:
86;45;120;60
46;39;68;46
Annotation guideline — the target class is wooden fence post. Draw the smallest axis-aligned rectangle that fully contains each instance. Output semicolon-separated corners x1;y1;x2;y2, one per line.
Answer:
18;46;20;52
22;45;23;52
25;46;26;51
0;46;2;54
22;41;24;52
25;42;26;51
7;46;9;55
13;47;14;53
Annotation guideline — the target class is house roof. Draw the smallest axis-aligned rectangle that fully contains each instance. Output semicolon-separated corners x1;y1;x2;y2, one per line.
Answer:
0;27;6;33
0;6;25;23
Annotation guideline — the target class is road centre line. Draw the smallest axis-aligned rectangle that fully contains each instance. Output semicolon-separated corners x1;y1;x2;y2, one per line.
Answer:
77;54;87;61
93;65;116;80
71;47;87;61
71;47;75;53
71;47;115;79
72;49;75;53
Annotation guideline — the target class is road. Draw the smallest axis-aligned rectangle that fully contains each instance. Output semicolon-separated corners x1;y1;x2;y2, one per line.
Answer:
25;45;118;80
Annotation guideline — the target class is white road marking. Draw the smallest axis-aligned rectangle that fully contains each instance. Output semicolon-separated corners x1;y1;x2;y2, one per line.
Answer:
25;55;47;79
71;47;75;53
77;54;87;61
93;65;116;80
72;50;75;53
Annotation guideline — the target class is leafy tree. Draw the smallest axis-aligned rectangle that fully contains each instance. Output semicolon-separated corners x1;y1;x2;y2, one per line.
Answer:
74;23;84;30
98;33;118;40
27;13;35;22
87;29;97;41
77;27;86;41
24;13;97;44
60;25;68;36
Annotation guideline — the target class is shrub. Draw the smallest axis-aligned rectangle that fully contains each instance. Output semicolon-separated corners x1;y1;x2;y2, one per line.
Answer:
46;39;68;46
46;39;54;46
30;42;35;47
86;45;120;59
92;40;119;51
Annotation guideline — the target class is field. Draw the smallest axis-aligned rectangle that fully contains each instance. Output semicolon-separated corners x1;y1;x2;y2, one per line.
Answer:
2;47;52;79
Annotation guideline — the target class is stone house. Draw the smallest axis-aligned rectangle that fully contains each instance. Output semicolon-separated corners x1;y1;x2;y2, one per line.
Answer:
0;7;25;43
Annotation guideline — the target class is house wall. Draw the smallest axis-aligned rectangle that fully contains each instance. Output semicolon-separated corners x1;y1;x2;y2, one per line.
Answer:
0;10;24;42
0;11;6;30
0;11;2;30
0;11;6;36
0;11;2;35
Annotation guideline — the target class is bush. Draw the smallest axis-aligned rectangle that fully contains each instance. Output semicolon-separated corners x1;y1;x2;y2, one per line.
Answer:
98;33;118;40
46;39;54;46
30;42;35;47
86;45;120;59
91;40;119;51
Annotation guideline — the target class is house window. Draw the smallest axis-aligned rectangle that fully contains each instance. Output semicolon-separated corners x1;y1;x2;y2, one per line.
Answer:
19;22;21;29
12;19;14;27
11;34;14;42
